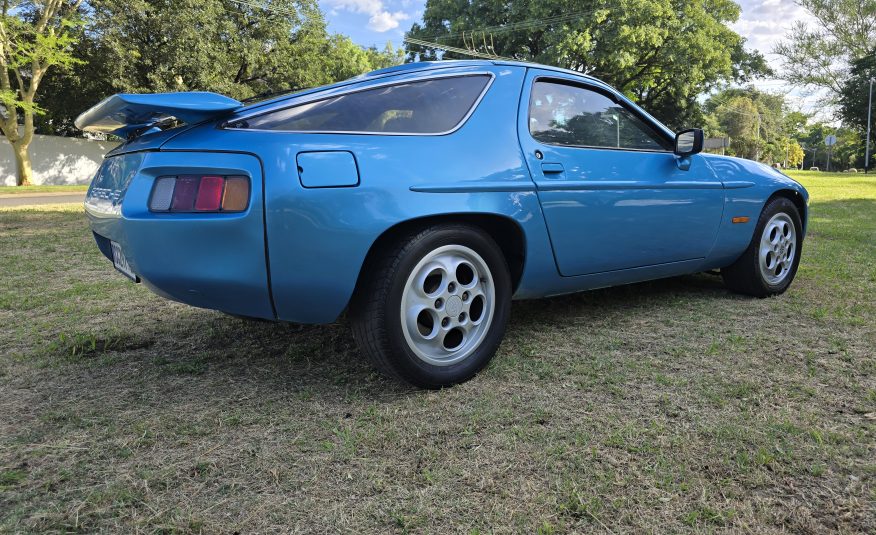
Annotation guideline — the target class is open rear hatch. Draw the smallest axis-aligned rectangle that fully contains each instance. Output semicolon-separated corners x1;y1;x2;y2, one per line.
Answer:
75;92;243;140
79;91;245;214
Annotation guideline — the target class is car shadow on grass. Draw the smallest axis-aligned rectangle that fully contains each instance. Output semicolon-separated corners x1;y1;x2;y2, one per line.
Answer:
39;271;733;403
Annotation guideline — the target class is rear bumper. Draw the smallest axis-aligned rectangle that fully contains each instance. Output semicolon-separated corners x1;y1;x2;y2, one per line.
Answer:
86;151;275;320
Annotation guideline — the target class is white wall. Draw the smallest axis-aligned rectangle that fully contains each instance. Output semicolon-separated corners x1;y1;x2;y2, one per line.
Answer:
0;134;119;186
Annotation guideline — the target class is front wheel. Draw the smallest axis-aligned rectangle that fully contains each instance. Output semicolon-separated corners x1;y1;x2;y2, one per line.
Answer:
722;196;803;297
350;224;511;388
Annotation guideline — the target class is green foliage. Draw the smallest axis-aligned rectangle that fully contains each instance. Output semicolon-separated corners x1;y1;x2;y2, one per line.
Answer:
703;87;787;162
700;86;855;169
838;49;876;142
796;123;863;171
35;0;404;135
365;42;406;71
0;0;85;184
405;0;770;130
773;0;876;96
787;140;805;169
86;0;356;98
830;129;864;170
0;5;82;75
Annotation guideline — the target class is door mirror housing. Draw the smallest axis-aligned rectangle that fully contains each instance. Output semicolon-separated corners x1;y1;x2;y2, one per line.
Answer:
674;128;704;157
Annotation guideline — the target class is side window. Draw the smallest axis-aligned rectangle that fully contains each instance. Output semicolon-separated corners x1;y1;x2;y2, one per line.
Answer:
235;75;491;134
529;80;672;151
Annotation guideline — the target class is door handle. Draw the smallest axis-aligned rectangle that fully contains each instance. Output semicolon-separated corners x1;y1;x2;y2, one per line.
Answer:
541;163;565;178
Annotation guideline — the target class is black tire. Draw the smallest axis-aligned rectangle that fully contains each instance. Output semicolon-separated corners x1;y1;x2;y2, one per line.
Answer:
350;224;512;389
722;196;803;297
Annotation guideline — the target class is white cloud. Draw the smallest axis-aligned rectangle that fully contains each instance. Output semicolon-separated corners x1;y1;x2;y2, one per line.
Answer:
325;0;410;32
368;10;409;32
730;1;835;118
731;0;816;57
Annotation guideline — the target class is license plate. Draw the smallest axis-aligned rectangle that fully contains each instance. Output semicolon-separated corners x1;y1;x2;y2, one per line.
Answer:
111;241;137;281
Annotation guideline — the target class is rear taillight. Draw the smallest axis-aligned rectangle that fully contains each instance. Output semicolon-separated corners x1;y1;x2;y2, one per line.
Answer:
149;175;250;213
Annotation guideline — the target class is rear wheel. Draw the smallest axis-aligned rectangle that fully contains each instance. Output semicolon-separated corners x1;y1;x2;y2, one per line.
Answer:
722;197;803;297
350;224;511;388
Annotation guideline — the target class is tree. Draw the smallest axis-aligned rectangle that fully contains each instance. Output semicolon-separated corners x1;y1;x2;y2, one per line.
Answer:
838;49;876;133
34;0;404;137
89;0;337;100
787;140;804;169
796;123;863;171
365;42;405;71
0;0;83;186
773;0;876;97
832;128;864;170
784;111;811;140
31;17;99;137
799;122;832;169
703;87;788;162
405;0;769;130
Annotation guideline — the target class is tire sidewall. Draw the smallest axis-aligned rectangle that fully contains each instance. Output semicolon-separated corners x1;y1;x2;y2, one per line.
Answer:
383;226;511;388
752;198;803;294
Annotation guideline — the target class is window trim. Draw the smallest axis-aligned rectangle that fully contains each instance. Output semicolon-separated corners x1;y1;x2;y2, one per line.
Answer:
527;76;674;153
223;72;496;136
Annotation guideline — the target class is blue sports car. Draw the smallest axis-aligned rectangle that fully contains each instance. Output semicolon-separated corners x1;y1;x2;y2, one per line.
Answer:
77;60;808;388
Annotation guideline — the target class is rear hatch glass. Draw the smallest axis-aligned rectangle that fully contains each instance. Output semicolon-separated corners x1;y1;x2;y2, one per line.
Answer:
85;152;146;215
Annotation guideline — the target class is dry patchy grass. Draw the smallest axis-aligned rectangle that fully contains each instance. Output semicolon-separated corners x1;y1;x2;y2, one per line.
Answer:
0;171;874;533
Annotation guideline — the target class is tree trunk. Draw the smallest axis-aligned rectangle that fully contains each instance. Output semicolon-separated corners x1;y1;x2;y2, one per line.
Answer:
12;140;32;186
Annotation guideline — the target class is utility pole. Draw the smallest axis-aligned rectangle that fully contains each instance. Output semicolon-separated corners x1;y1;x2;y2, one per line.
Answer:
755;114;761;162
610;114;620;148
827;145;833;173
866;78;873;174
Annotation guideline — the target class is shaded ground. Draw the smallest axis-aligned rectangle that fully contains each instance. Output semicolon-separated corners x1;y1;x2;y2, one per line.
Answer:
0;172;874;533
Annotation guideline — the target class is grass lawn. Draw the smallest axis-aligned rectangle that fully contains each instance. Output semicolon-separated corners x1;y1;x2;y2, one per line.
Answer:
0;184;88;195
0;170;873;533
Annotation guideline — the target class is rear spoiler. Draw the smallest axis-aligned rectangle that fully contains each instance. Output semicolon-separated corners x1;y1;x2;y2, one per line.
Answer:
74;92;243;139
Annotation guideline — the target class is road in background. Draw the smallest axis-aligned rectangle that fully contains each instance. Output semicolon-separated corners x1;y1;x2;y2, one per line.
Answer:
0;191;85;207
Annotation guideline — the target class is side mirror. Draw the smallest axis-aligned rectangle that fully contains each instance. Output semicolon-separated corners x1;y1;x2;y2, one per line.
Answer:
674;128;704;157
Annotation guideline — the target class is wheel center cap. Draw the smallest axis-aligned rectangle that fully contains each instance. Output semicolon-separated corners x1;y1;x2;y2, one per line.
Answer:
446;295;463;316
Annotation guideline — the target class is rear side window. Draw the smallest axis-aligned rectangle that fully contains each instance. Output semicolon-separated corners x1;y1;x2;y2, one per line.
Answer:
529;80;672;151
232;75;491;134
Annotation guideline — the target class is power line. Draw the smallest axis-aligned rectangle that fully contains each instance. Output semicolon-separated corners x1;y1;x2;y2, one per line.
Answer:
408;9;613;60
404;37;515;61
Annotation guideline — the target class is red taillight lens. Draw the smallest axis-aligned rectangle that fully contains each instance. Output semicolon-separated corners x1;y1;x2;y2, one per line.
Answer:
194;176;224;211
149;175;250;213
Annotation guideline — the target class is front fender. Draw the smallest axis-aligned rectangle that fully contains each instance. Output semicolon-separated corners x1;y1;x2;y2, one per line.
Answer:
703;155;809;268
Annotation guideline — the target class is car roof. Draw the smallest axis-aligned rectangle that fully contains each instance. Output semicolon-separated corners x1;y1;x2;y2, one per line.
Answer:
360;59;600;82
239;59;604;113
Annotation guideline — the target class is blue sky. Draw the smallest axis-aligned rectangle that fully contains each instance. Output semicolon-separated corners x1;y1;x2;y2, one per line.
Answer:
319;0;826;117
320;0;424;48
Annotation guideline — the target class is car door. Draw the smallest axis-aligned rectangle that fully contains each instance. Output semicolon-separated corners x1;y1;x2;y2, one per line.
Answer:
518;71;724;276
